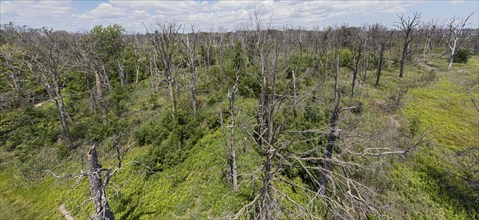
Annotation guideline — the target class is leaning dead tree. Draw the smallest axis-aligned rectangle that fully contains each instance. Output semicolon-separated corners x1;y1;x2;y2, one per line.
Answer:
319;54;359;194
445;13;474;69
394;12;421;78
21;28;75;149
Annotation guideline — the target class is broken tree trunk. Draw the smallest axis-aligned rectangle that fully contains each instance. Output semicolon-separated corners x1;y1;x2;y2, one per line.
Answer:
319;54;341;195
87;145;115;220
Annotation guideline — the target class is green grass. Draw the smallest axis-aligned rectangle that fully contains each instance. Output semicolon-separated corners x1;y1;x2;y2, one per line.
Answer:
0;55;477;219
389;55;479;219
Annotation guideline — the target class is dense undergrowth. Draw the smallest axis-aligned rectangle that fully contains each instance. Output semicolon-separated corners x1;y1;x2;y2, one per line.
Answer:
1;23;478;219
1;54;477;219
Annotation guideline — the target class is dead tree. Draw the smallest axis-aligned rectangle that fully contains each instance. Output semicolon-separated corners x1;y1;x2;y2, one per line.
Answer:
291;69;298;115
351;31;363;98
371;24;394;87
0;44;25;107
319;54;341;193
181;25;200;116
87;144;115;220
46;143;131;220
22;29;74;149
148;21;181;120
77;32;109;123
445;13;474;69
319;54;359;194
422;19;438;58
220;74;240;192
131;34;147;90
394;12;421;78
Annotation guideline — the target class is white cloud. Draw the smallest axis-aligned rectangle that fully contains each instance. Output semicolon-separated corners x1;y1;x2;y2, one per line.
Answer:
1;0;72;29
449;0;464;5
3;0;473;33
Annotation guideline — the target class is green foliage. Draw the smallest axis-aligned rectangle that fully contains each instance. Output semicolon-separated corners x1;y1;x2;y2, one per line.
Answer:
397;61;479;219
338;48;354;69
453;48;472;63
0;105;59;159
1;21;478;219
409;115;421;137
90;25;126;58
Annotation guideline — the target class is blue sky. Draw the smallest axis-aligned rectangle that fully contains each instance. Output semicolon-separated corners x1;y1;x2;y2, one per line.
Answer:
1;0;477;33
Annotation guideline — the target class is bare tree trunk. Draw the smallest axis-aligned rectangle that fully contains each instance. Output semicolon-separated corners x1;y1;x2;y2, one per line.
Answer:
101;62;112;91
448;39;457;70
229;81;239;192
150;54;159;92
395;13;422;78
182;28;200;116
362;50;370;83
95;71;107;124
167;77;176;118
86;76;98;113
87;145;114;220
116;59;125;89
1;53;24;107
351;47;361;97
376;43;385;87
319;54;341;195
423;33;432;58
258;50;266;149
292;69;297;116
135;58;140;90
53;84;74;149
399;43;408;78
190;67;197;116
220;73;240;191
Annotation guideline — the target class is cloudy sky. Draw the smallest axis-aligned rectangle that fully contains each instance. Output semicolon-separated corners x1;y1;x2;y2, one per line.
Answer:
1;0;477;33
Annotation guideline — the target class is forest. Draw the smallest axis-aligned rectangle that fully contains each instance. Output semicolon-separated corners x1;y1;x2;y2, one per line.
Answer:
0;11;478;219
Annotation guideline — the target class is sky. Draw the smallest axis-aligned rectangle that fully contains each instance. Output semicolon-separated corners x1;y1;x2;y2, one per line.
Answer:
0;0;478;33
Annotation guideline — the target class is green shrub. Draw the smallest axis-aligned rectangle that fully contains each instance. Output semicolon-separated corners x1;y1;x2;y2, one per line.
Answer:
453;49;471;63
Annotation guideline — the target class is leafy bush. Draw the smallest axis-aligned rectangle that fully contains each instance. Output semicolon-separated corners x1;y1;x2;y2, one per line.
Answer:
453;49;471;63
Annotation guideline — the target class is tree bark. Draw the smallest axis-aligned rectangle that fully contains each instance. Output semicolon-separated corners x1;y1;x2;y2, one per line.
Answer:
319;54;341;194
87;145;115;220
292;69;297;116
399;43;408;78
351;46;361;97
375;43;385;87
52;79;74;149
229;86;238;192
95;71;107;124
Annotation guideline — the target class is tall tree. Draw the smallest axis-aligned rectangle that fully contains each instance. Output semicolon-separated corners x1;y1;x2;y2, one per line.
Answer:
149;21;181;120
370;24;393;87
181;25;200;116
90;25;127;89
395;12;421;78
421;19;439;58
220;73;240;192
22;28;75;149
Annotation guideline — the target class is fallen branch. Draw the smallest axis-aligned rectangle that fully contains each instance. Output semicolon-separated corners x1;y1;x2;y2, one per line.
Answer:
58;204;74;220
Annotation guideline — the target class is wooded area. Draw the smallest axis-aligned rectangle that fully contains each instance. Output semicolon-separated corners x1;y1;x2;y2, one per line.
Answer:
1;11;478;219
